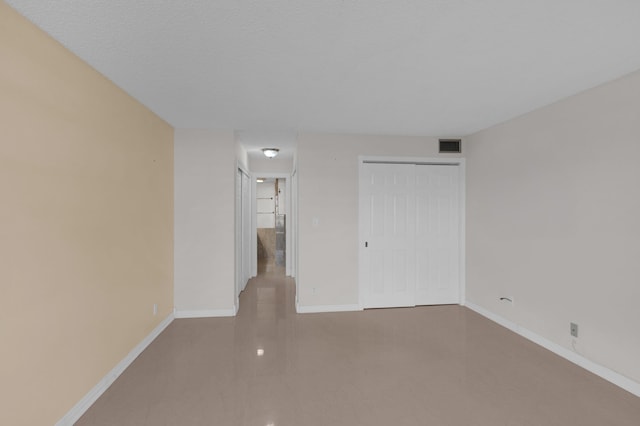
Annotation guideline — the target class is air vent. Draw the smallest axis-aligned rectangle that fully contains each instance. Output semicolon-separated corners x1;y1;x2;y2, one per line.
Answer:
439;139;461;153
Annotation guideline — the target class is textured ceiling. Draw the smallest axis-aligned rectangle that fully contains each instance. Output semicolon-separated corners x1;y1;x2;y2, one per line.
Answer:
6;0;640;139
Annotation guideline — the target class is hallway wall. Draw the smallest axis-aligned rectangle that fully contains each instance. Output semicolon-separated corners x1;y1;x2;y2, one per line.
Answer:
174;129;237;315
250;156;294;174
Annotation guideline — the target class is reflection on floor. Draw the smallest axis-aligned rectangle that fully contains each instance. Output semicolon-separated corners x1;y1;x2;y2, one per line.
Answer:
257;258;284;275
76;270;640;425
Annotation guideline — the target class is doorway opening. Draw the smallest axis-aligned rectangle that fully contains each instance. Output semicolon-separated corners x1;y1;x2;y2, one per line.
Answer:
256;177;287;275
233;143;297;314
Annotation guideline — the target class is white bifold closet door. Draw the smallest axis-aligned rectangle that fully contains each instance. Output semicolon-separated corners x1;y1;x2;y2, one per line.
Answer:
241;170;252;290
236;168;252;299
360;162;460;308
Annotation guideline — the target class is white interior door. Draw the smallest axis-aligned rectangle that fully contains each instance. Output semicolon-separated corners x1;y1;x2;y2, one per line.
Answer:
291;170;297;279
360;163;416;308
360;161;461;308
241;170;252;290
235;169;243;299
236;167;252;301
414;165;460;305
242;173;252;290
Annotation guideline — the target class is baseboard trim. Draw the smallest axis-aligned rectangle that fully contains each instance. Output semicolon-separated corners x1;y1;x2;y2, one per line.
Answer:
465;301;640;398
56;313;175;426
174;308;237;318
295;303;362;314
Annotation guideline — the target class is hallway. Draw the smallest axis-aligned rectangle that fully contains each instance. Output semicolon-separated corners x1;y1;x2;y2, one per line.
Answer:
77;271;640;425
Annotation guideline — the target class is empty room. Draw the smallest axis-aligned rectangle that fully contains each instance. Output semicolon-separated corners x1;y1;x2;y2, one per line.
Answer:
2;1;640;425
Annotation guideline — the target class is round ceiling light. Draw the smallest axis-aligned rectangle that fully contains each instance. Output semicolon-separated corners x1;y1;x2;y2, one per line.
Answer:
262;148;279;158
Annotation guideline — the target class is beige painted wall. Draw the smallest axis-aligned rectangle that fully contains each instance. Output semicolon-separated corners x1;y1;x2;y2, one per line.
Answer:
0;3;174;425
296;133;462;308
466;70;640;383
174;129;236;314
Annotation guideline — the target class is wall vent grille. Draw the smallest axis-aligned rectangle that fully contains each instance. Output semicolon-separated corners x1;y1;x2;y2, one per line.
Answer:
439;139;461;153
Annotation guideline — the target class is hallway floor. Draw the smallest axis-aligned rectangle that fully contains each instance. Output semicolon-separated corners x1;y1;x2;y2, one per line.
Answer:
76;270;640;425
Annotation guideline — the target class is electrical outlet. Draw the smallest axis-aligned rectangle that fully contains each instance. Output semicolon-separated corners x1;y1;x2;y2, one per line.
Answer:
153;303;158;316
570;322;578;338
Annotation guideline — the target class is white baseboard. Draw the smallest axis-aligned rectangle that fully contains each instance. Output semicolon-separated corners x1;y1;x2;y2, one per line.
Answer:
56;313;175;426
295;303;362;314
465;301;640;398
174;308;237;318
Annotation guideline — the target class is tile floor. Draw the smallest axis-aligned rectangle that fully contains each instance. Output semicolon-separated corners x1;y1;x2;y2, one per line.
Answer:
76;267;640;425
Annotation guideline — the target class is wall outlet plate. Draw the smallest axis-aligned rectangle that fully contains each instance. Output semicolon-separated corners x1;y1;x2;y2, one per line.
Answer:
570;322;578;338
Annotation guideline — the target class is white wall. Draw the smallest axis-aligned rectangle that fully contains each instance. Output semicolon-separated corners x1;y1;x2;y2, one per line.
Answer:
236;142;249;171
278;180;287;215
466;69;640;384
174;129;236;315
296;133;462;309
250;156;293;174
256;181;276;228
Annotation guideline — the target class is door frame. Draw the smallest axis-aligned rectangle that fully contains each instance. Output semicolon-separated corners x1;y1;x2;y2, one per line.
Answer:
358;156;466;309
235;164;253;307
253;172;294;277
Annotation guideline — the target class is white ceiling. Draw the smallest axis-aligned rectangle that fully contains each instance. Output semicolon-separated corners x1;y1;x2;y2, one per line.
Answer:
7;0;640;140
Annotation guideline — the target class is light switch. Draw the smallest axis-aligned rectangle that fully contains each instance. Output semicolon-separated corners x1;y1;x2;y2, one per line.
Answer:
312;217;319;227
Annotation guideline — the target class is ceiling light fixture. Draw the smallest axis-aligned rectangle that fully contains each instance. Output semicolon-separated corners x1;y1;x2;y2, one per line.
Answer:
256;178;265;183
262;148;279;158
